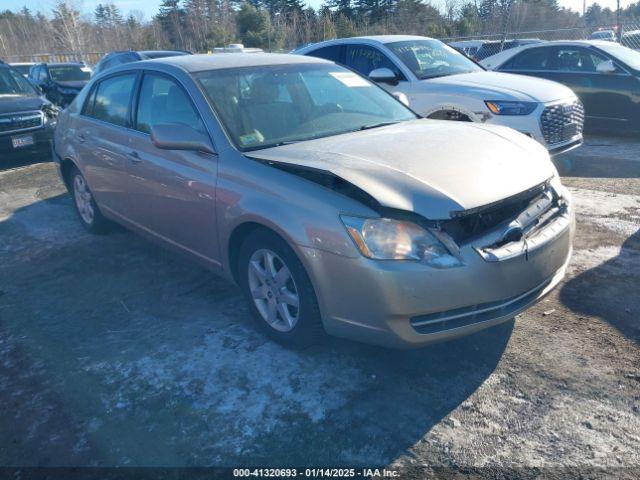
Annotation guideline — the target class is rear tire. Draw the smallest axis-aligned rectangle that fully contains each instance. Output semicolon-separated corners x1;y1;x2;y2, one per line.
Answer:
238;229;324;347
69;166;111;234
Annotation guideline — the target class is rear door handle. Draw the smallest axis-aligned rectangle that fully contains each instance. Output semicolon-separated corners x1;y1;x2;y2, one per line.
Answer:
76;133;86;143
128;151;142;164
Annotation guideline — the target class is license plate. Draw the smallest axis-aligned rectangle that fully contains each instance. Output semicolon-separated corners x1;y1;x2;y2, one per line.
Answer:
11;134;35;149
562;123;578;138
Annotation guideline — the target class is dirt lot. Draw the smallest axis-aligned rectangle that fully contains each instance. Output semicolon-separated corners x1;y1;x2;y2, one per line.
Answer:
0;136;639;477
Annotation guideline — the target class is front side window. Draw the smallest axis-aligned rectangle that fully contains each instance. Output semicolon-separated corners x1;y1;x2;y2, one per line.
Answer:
553;48;609;73
0;67;38;95
196;63;416;151
49;65;91;82
135;73;205;134
89;73;137;127
345;45;401;78
38;67;48;83
386;39;482;80
502;48;551;71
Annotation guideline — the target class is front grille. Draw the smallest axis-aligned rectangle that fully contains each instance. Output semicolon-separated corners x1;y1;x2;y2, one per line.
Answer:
442;181;551;244
0;111;43;135
540;100;584;146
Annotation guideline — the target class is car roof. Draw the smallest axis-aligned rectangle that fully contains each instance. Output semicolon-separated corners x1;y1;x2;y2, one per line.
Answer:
43;62;84;66
139;50;188;55
141;53;330;72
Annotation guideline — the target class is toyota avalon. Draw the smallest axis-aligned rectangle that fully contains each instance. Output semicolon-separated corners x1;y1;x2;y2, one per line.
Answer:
53;54;574;348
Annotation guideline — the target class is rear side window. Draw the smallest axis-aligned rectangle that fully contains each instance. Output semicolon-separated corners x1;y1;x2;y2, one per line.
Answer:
135;73;205;134
307;45;342;63
86;73;137;127
502;48;551;71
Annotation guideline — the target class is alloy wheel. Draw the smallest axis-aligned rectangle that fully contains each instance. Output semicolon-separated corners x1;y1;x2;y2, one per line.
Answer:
247;248;300;332
73;174;94;225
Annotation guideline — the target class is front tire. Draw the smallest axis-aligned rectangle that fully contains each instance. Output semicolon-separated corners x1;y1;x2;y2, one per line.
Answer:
69;166;111;234
238;230;324;347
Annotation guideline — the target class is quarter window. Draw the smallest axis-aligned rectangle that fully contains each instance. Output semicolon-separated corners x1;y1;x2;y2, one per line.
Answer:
87;73;137;127
135;73;205;134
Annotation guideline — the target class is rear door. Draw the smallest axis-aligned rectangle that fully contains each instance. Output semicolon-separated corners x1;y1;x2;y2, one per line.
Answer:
497;46;558;82
126;71;220;264
74;72;138;217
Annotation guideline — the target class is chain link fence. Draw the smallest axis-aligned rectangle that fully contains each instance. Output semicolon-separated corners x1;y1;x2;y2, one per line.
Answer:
5;52;105;66
442;23;640;60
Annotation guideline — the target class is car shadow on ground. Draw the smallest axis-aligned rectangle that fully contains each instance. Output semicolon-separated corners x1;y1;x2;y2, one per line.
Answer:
0;152;51;172
0;193;514;467
560;229;640;343
553;135;640;179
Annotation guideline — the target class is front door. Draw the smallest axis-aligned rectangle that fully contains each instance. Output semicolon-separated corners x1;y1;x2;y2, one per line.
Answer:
126;72;220;264
549;46;634;124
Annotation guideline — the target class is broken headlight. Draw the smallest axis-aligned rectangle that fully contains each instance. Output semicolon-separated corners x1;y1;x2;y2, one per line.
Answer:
341;216;462;268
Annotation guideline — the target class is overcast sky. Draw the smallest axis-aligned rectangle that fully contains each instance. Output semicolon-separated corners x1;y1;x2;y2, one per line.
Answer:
4;0;637;21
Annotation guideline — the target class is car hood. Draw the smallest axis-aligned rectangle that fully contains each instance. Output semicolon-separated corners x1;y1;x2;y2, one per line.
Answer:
422;71;575;103
248;119;555;220
0;94;47;114
55;80;87;89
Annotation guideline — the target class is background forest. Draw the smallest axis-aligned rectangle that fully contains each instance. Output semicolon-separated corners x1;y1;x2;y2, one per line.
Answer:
1;0;640;58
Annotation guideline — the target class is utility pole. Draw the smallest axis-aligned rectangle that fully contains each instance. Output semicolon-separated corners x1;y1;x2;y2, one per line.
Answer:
617;0;621;42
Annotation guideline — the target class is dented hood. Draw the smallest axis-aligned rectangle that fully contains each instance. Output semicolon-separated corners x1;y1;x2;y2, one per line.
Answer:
248;119;555;220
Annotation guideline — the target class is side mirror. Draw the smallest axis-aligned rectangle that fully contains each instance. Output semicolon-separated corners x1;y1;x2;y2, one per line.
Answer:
596;59;616;74
151;124;215;155
369;67;398;85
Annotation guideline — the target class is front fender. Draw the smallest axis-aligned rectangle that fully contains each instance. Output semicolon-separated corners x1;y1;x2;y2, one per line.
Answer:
216;153;374;275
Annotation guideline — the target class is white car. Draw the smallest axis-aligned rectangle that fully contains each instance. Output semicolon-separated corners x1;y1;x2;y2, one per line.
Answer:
295;35;584;155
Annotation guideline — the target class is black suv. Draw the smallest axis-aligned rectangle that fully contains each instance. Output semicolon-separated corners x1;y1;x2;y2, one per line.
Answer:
92;50;190;76
0;62;58;160
28;62;91;107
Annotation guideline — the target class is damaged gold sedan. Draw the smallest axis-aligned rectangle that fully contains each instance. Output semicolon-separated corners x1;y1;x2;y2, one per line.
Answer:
53;53;573;348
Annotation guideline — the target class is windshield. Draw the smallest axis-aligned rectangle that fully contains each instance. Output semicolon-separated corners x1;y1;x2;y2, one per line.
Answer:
0;67;37;96
196;63;417;151
386;39;483;79
49;65;91;82
598;43;640;71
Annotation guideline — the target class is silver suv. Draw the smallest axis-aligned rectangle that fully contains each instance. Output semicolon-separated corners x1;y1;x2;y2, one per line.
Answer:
53;54;574;348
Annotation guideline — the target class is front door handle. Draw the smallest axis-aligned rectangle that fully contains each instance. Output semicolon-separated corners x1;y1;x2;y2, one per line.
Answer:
128;151;142;164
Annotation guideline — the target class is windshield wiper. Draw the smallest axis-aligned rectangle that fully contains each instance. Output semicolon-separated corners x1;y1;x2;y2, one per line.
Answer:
359;121;400;131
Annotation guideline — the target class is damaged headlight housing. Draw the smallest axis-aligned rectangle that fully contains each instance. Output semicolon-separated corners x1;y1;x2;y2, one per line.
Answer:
42;103;59;128
485;100;537;116
341;216;462;268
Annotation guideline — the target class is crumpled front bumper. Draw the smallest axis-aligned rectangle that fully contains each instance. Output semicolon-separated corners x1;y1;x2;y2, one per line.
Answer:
298;207;574;349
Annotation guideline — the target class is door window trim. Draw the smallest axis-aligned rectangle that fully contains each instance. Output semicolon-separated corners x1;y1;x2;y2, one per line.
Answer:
79;70;141;130
502;46;633;77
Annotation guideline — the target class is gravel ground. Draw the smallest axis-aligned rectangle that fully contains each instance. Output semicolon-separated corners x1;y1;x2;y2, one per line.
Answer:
0;136;638;477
